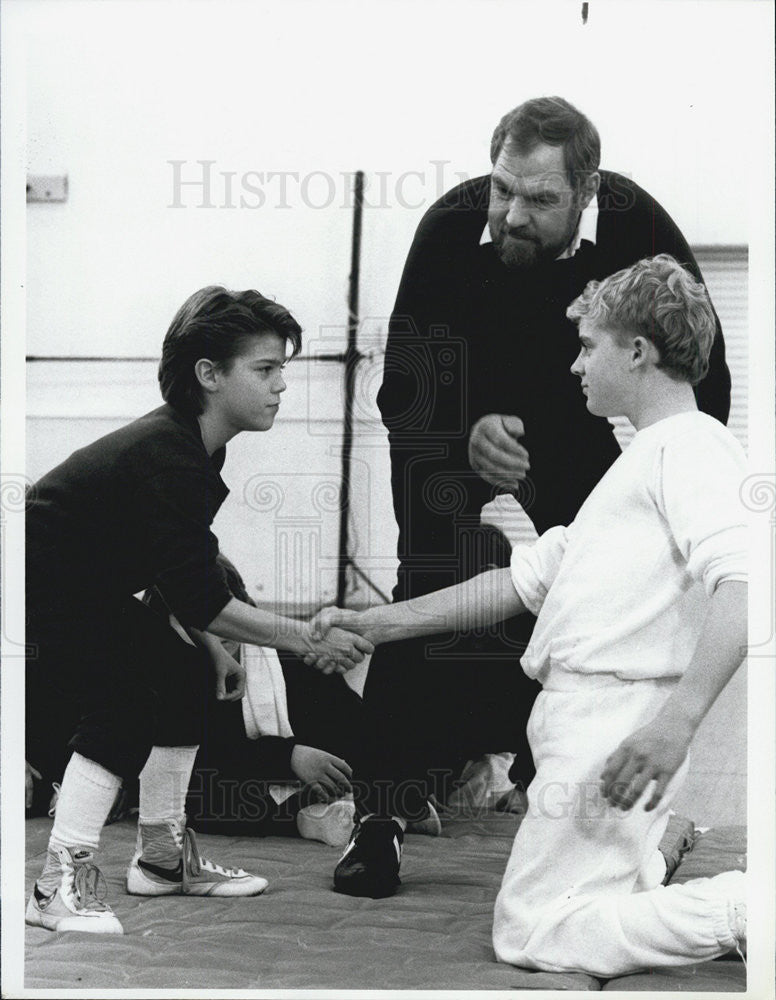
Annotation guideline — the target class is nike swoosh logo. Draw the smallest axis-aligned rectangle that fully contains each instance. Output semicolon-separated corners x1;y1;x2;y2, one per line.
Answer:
138;858;183;883
34;884;54;905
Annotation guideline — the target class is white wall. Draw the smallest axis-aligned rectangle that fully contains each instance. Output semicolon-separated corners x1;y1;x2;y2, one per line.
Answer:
11;0;769;361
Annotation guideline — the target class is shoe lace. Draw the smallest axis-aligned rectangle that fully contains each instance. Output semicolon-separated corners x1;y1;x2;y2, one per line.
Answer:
170;823;185;851
728;900;747;968
183;828;242;878
62;858;111;913
47;782;62;818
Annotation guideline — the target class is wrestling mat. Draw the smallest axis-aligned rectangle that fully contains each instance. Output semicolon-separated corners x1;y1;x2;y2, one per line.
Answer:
25;813;746;991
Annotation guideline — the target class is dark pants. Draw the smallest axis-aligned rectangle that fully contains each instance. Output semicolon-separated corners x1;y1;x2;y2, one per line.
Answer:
355;624;540;818
187;651;364;837
353;526;542;819
26;595;212;783
279;651;364;765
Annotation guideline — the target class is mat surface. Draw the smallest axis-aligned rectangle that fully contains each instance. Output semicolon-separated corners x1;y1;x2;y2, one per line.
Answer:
24;813;746;991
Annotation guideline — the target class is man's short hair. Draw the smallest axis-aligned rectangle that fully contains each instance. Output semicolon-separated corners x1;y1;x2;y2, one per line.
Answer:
566;254;716;385
490;96;601;191
158;286;302;415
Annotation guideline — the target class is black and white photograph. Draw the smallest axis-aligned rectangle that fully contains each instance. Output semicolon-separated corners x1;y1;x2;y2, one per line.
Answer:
1;0;774;995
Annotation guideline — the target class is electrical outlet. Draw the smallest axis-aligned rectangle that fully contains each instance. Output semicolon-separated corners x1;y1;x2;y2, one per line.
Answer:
27;175;68;203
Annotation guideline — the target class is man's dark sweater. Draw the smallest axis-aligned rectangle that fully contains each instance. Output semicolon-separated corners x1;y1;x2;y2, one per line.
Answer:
378;171;730;597
357;172;732;812
26;403;233;636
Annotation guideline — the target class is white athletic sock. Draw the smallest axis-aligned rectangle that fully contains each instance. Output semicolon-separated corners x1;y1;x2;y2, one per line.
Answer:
49;752;122;851
38;753;122;895
138;746;198;824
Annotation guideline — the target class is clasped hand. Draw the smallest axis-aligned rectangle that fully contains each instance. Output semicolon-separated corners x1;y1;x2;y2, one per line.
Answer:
600;710;694;811
302;610;372;675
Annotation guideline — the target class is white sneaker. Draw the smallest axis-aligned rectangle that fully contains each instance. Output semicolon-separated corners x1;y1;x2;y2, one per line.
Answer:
25;845;123;934
126;819;268;897
445;752;516;815
297;797;356;848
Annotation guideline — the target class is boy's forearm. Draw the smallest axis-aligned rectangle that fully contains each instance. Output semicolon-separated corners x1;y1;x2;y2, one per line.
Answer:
189;627;221;653
353;568;526;645
598;580;746;812
207;598;312;656
656;581;747;732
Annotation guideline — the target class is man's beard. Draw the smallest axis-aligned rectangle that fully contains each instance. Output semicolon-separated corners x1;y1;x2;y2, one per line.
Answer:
490;214;581;270
492;232;545;269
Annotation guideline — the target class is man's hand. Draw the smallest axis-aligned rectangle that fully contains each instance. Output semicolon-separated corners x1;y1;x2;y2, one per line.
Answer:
212;642;246;701
301;622;373;675
291;745;353;802
309;605;385;648
26;761;42;810
468;414;530;491
600;709;694;812
309;606;363;640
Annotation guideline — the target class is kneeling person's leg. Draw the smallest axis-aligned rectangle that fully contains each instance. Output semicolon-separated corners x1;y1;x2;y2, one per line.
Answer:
492;680;722;977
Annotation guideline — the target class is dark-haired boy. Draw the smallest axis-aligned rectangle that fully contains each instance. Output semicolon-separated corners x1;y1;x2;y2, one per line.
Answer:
324;256;747;974
26;286;372;934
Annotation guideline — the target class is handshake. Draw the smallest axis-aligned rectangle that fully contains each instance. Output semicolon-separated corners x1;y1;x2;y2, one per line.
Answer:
301;607;373;675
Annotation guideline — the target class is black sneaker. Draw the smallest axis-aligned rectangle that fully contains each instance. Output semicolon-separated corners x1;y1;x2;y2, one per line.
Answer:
333;817;404;898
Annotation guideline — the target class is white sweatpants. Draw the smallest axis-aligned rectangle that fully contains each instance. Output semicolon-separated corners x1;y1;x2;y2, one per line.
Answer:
492;675;743;977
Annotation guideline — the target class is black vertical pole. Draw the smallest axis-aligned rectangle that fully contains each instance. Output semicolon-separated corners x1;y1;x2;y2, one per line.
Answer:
336;170;364;607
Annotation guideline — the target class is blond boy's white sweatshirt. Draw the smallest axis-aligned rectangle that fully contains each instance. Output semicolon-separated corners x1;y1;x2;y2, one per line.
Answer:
510;411;746;687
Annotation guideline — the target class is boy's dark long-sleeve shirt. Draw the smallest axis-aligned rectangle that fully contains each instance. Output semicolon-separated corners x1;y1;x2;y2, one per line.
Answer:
199;698;297;783
26;403;233;634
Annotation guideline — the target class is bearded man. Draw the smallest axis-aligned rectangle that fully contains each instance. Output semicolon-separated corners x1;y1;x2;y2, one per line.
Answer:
334;96;731;899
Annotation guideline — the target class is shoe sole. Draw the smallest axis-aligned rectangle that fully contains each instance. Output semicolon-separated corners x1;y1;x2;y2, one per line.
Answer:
25;895;124;934
332;872;400;899
127;864;267;897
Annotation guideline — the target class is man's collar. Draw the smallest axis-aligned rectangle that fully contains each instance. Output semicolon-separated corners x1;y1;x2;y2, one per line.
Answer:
479;192;599;258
